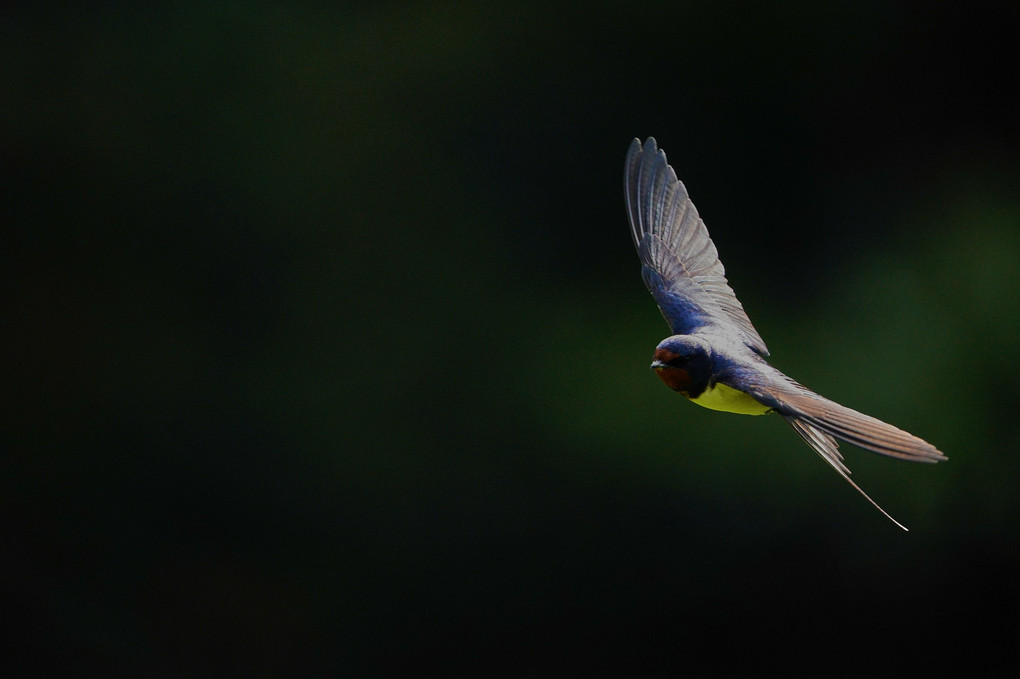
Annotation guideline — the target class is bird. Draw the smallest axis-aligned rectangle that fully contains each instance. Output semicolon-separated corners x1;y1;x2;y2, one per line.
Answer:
624;137;946;530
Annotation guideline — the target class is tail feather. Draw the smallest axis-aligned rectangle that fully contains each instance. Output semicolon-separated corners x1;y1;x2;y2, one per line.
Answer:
744;373;945;530
783;416;909;531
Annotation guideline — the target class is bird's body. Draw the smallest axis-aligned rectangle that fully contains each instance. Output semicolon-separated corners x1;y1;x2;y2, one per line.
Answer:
624;137;945;529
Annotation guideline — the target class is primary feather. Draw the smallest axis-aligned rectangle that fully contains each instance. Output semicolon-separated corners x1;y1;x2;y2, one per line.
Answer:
625;137;769;356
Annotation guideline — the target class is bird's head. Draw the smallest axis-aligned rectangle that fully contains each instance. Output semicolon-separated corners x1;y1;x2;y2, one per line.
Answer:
650;335;713;396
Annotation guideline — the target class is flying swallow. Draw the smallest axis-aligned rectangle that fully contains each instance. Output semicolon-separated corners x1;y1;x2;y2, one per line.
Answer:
624;137;946;530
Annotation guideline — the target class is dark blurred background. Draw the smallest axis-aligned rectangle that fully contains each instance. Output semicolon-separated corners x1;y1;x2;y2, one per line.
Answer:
3;1;1019;676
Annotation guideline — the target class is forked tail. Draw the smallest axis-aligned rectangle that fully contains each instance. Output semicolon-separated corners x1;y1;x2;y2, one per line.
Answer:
782;415;910;531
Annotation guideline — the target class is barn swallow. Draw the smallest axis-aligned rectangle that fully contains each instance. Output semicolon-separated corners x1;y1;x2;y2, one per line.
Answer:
624;137;945;530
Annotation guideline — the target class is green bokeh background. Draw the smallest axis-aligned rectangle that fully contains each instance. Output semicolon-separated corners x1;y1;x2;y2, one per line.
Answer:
4;2;1019;675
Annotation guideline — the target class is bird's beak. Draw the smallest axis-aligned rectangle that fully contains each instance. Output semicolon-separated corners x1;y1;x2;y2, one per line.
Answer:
650;360;667;372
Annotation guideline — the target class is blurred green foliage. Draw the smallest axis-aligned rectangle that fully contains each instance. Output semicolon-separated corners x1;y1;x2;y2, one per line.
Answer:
3;1;1019;675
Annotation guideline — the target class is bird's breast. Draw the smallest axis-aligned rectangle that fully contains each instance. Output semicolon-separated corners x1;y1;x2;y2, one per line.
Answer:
690;382;772;415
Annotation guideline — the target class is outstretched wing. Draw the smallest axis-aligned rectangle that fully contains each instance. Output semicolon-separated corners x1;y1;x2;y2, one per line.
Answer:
744;370;947;464
624;137;769;357
741;368;946;530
